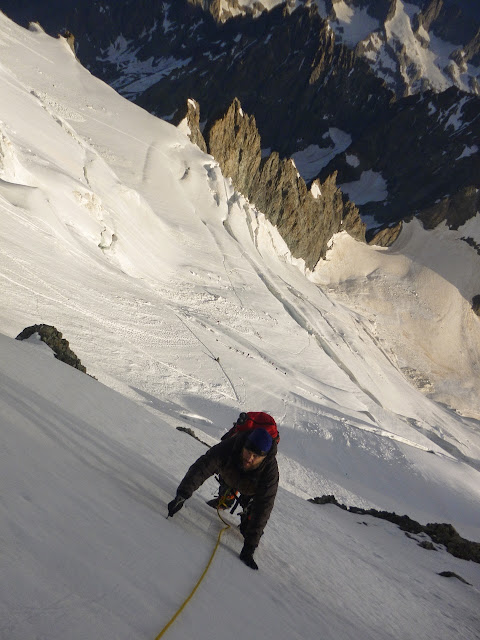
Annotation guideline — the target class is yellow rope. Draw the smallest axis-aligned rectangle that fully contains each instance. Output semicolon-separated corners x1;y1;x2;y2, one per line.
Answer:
154;500;232;639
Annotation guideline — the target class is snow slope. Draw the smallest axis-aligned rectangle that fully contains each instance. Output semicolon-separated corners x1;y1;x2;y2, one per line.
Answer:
0;14;480;639
2;334;480;640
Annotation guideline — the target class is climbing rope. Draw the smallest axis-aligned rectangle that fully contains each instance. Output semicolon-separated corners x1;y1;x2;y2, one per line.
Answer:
154;495;232;639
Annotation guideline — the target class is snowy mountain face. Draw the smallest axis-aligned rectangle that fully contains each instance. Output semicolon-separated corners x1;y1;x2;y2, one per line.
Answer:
8;0;479;113
196;0;480;96
0;4;478;418
0;13;480;639
351;0;479;96
4;0;478;242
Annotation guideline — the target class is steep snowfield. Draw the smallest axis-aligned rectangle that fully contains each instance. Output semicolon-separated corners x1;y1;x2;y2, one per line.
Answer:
0;14;480;639
2;334;480;640
313;222;480;421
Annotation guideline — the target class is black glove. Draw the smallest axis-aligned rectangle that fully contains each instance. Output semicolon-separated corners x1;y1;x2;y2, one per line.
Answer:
167;494;186;517
240;543;258;570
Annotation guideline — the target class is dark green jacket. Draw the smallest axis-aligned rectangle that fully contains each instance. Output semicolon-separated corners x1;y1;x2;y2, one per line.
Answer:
177;432;279;548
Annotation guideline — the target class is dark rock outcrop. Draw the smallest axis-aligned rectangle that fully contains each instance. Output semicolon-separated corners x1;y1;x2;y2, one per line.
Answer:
205;99;365;270
425;0;480;47
187;0;272;22
16;324;87;373
61;29;76;56
310;494;480;563
459;28;480;67
171;98;207;153
418;185;480;231
136;4;391;159
205;98;261;196
323;87;480;230
310;493;348;508
438;571;472;585
412;1;480;89
368;221;403;247
413;0;444;34
472;295;480;316
176;426;211;448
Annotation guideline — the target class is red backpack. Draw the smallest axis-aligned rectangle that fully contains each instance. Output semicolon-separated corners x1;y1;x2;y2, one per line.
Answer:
223;411;279;443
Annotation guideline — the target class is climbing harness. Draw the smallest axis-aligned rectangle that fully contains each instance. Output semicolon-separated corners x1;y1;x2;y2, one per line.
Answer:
154;492;233;639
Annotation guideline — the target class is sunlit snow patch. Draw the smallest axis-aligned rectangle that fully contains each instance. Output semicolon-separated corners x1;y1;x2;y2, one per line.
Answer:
331;0;380;46
339;170;388;205
292;128;352;181
310;180;322;199
456;145;478;160
443;96;469;132
98;35;191;99
346;154;360;167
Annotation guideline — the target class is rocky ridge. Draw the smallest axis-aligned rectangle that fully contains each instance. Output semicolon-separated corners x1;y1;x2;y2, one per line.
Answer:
188;0;480;95
183;97;365;270
322;86;480;232
310;494;480;564
352;0;480;96
16;325;87;373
